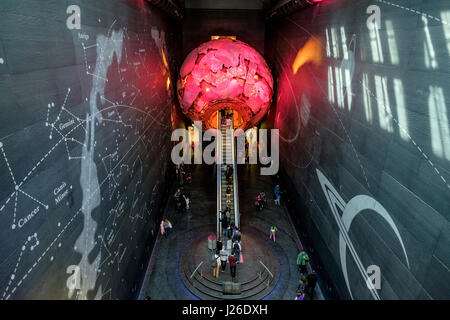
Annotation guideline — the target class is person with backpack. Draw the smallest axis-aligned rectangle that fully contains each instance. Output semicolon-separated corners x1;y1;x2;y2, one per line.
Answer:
297;250;310;275
269;226;278;242
219;248;228;273
233;240;241;263
228;251;238;281
306;270;318;300
232;228;241;243
212;253;221;278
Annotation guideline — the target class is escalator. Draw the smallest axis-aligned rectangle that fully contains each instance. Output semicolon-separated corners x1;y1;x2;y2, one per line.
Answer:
217;111;240;242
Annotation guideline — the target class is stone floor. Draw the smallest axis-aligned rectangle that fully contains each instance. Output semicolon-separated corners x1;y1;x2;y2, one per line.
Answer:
139;163;324;300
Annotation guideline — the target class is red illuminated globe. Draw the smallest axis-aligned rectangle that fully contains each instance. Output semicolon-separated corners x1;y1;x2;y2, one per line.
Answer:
177;38;273;130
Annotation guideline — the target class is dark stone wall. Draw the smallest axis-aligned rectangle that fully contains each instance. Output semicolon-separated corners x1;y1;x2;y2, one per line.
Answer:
0;0;181;299
182;9;265;58
265;0;450;299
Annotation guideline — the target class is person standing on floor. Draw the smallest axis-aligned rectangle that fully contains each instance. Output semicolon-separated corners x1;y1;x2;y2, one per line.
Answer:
297;250;310;275
274;184;281;206
161;219;172;238
220;212;230;239
269;226;278;242
228;251;238;281
232;227;241;243
226;185;232;203
185;195;190;211
179;193;187;213
306;270;318;300
219;247;228;273
233;240;241;263
294;290;305;300
226;165;233;183
228;222;235;239
212;252;221;278
160;220;165;236
298;275;308;292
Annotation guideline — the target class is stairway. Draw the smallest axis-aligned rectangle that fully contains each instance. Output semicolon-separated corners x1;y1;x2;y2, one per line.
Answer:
180;253;279;300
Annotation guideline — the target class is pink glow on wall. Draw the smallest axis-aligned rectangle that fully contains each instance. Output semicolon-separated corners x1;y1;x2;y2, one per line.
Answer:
177;39;273;130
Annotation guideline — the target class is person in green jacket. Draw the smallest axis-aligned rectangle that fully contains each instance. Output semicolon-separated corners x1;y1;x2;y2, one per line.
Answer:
297;250;309;275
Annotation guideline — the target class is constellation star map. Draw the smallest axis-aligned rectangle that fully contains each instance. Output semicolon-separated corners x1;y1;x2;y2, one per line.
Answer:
0;0;180;299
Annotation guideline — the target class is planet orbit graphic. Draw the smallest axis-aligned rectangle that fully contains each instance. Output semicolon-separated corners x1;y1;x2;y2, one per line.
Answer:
316;169;410;300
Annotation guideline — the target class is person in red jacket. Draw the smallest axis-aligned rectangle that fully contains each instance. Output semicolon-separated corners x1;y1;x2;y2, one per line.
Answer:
228;251;238;281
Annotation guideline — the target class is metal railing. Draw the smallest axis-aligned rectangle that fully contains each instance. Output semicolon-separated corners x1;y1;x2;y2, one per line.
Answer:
231;113;239;228
190;260;204;288
216;112;222;239
259;260;274;289
190;261;204;279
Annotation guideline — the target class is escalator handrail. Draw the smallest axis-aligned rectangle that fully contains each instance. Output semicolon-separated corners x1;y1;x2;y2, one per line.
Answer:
216;112;222;239
231;114;239;228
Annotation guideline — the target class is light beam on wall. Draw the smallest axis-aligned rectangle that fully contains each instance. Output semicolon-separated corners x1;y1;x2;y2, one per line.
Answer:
429;85;450;160
386;20;399;65
375;75;393;133
423;16;438;70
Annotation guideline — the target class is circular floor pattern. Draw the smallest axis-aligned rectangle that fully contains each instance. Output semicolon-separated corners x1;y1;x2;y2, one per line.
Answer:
179;226;282;300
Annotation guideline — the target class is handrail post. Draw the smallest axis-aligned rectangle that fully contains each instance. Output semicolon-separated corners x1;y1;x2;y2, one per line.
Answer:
190;261;204;279
259;260;274;278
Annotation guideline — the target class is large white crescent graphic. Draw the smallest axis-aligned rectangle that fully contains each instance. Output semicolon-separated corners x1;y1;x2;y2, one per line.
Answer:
316;169;409;300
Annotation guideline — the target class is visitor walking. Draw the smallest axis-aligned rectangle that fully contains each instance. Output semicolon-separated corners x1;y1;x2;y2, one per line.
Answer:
294;290;305;300
232;228;241;243
255;194;262;211
260;191;267;206
228;222;235;239
226;165;233;183
228;251;238;281
269;226;278;242
298;275;307;292
297;250;310;275
185;195;190;211
161;219;172;238
233;240;241;263
219;248;228;273
180;193;187;213
220;212;230;239
212;253;221;278
274;184;281;206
